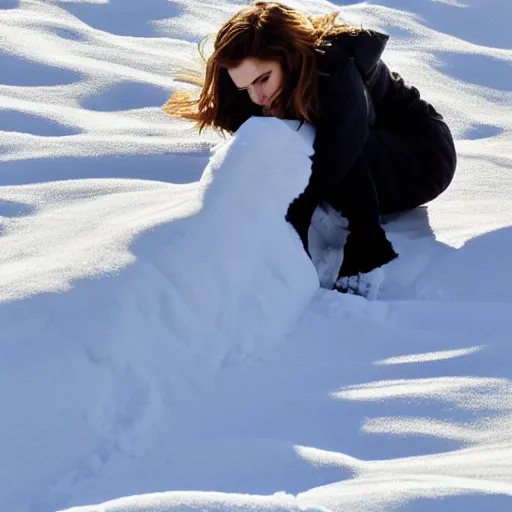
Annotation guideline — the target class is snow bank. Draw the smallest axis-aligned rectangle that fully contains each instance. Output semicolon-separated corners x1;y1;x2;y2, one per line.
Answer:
0;116;319;509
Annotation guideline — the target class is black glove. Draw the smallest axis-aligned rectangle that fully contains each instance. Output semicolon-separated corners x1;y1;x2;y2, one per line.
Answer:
285;197;315;258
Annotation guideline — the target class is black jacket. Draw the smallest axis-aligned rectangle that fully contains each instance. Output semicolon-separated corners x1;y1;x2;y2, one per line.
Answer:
286;29;445;253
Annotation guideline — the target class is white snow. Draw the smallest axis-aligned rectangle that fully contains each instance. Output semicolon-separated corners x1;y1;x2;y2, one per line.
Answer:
0;1;511;511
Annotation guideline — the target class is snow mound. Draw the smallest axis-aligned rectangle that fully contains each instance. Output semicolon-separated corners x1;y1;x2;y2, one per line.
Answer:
0;117;319;509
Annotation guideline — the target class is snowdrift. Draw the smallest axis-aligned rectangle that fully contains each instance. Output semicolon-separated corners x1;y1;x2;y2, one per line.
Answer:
0;117;319;509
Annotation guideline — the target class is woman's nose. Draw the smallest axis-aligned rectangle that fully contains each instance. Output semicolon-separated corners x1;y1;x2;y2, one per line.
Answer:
257;91;268;105
251;86;266;105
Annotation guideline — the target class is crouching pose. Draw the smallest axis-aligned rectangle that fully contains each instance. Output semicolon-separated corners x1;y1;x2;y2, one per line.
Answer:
164;1;457;297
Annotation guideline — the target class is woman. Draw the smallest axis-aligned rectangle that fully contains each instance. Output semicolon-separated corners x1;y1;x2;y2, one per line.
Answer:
164;1;457;298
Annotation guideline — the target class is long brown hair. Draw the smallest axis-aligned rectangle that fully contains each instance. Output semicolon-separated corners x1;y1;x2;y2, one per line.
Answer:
163;1;362;135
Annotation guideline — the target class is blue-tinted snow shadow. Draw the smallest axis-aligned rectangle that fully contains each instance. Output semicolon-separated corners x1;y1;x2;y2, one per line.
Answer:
81;82;171;111
382;205;434;237
125;289;512;500
463;123;502;140
0;153;208;186
0;52;81;87
53;27;88;43
395;493;512;512
61;0;247;39
0;199;36;236
0;0;19;9
414;226;512;303
436;52;512;92
0;204;203;511
61;0;182;37
0;200;36;218
0;111;81;137
343;0;511;49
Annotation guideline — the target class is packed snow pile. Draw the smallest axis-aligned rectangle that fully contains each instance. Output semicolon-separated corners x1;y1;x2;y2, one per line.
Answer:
0;114;320;510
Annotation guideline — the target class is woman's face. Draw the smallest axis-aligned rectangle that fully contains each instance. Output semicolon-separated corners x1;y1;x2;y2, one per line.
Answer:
228;58;284;112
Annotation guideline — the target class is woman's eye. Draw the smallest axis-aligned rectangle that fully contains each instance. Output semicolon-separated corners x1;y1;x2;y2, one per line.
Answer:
261;75;269;83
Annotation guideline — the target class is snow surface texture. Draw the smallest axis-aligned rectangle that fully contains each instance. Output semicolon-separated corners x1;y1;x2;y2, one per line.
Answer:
0;0;511;511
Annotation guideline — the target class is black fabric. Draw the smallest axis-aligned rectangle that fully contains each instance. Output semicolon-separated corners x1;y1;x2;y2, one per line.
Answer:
363;119;456;214
326;153;398;277
294;53;369;219
285;29;457;275
339;230;398;277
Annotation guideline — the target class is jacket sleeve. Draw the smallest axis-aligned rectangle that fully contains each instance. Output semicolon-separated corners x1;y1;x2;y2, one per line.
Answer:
307;55;370;208
285;54;370;253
